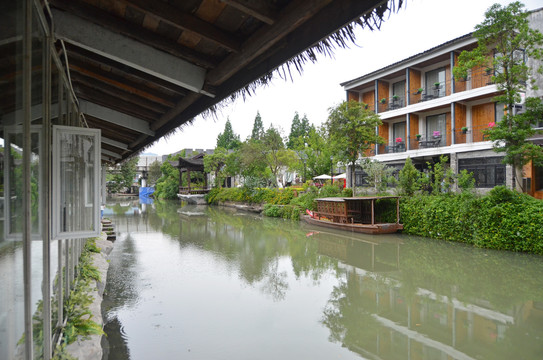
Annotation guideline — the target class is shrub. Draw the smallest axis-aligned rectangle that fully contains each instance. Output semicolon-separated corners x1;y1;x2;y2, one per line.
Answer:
400;190;543;254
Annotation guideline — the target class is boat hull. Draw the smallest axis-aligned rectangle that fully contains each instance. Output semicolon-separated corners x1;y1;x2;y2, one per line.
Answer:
301;215;403;235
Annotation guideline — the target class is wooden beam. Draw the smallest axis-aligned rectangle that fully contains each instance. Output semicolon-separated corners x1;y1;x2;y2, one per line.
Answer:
102;136;129;150
73;84;160;122
48;0;219;69
68;63;176;108
70;72;169;114
118;0;241;53
206;0;332;86
101;148;122;159
221;0;278;25
79;100;155;136
52;9;208;94
65;47;188;98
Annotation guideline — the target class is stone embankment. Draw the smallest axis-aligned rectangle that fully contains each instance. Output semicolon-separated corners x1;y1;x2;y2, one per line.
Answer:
65;221;114;359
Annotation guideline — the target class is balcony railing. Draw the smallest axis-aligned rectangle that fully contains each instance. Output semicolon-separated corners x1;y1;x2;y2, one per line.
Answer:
376;66;495;113
377;125;494;154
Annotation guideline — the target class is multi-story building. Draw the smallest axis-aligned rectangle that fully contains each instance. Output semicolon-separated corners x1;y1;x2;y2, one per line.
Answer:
341;8;543;198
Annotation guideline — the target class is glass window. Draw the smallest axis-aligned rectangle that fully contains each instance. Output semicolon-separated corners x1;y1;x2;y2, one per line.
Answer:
52;126;101;240
392;81;405;106
426;68;446;98
393;122;406;143
458;157;506;187
426;114;446;140
495;103;506;123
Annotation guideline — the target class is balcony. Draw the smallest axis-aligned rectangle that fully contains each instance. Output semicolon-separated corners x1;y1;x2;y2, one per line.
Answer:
376;124;494;157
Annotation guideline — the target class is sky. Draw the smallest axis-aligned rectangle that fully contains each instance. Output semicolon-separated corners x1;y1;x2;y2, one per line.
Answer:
146;0;542;155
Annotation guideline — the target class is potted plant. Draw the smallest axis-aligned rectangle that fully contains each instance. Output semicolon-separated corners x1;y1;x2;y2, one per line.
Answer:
414;88;423;95
461;126;468;134
415;134;421;140
434;82;441;89
392;95;399;101
433;130;441;138
485;67;493;75
364;103;369;110
395;137;403;143
380;98;386;104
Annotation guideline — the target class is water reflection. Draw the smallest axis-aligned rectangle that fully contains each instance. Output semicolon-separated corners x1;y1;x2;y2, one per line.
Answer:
102;199;543;360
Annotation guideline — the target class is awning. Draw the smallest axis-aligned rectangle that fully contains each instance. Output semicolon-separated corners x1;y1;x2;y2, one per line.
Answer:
313;174;332;180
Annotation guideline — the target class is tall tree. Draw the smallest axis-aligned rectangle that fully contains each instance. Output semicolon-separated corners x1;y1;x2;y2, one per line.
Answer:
453;1;543;190
250;111;265;141
216;118;241;149
287;112;311;149
325;100;383;192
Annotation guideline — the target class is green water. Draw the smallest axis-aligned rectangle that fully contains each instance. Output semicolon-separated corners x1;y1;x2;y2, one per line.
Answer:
101;199;543;360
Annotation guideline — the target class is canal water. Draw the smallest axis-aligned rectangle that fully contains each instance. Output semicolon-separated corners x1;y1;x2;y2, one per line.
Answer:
101;198;543;360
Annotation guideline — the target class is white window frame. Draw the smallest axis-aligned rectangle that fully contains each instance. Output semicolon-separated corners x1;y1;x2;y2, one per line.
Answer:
52;125;101;240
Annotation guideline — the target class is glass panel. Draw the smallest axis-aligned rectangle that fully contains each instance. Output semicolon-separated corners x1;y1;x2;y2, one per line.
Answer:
0;1;25;358
393;122;406;143
426;114;446;139
426;68;446;98
53;126;100;240
392;81;405;106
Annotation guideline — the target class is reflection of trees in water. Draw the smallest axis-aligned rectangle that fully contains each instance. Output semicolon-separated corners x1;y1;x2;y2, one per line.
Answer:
319;233;543;359
142;200;336;301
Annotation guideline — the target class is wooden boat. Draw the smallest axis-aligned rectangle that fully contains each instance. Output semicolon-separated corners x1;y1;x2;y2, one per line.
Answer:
302;196;403;235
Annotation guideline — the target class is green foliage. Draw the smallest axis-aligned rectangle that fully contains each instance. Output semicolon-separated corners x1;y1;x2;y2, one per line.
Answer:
154;154;183;200
341;188;353;197
325;100;384;187
147;160;162;186
398;157;420;196
106;156;139;193
454;1;543;187
319;184;342;198
287;112;311;150
359;158;396;194
290;186;319;211
250;111;265;141
262;204;301;220
400;189;543;254
216;118;241;149
457;169;476;193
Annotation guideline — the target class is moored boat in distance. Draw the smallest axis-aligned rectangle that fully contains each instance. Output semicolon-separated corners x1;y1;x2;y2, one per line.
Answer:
302;196;403;235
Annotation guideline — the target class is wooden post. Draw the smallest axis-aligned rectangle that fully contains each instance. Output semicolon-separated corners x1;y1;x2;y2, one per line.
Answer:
371;199;375;225
187;169;191;194
396;197;400;224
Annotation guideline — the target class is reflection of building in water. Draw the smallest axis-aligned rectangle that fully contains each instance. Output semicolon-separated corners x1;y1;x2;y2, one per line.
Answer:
316;233;543;360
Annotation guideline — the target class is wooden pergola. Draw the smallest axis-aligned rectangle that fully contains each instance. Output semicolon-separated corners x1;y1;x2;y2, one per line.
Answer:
170;154;209;195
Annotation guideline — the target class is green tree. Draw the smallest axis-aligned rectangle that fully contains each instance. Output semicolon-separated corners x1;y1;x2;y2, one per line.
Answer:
204;147;228;187
216;118;241;149
154;152;185;199
262;125;297;185
106;156;139;193
147;160;162;186
287;112;311;149
398;157;420;196
325;100;383;192
454;1;543;190
359;158;396;194
250;111;265;142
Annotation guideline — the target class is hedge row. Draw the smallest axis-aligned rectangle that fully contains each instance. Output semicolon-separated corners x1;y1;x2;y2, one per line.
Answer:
400;186;543;254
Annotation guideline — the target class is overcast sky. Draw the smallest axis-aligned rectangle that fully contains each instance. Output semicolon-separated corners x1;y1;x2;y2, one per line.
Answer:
146;0;542;155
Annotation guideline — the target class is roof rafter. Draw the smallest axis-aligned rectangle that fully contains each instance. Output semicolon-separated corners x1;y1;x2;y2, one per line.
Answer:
221;0;278;25
117;0;241;53
48;0;220;69
52;8;209;95
79;100;155;136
